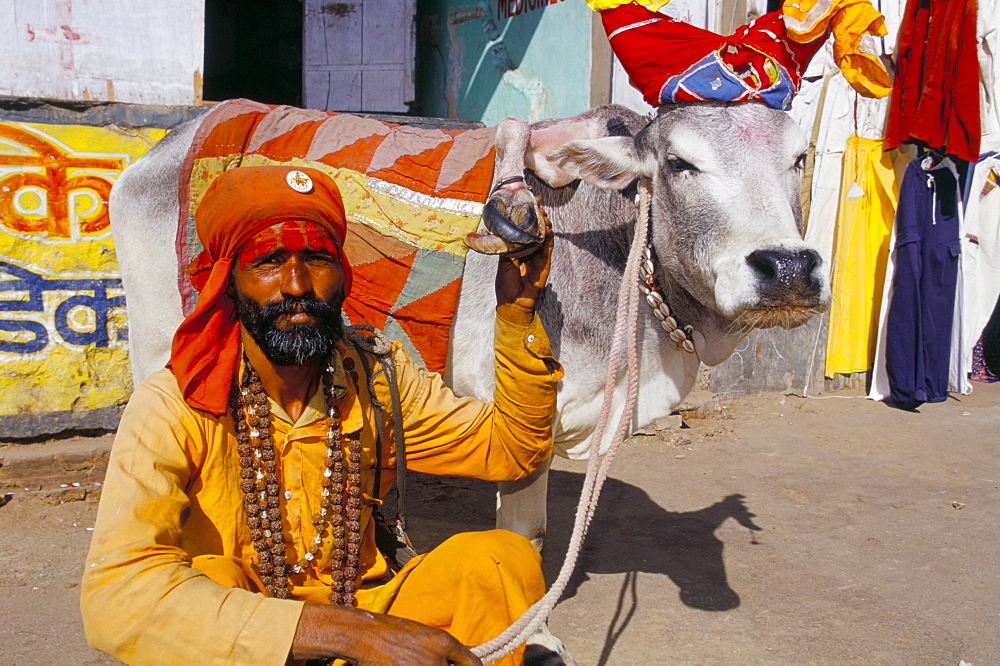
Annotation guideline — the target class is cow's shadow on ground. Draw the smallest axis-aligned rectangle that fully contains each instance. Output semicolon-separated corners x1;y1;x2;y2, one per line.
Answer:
400;469;762;612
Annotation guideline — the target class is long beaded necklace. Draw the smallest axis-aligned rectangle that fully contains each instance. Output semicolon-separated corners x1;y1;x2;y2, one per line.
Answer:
230;353;363;606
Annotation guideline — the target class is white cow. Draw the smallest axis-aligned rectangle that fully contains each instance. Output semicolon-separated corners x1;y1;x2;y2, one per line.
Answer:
110;101;830;551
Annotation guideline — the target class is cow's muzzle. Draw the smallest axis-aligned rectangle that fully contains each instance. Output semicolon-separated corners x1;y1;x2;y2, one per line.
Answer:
746;248;823;306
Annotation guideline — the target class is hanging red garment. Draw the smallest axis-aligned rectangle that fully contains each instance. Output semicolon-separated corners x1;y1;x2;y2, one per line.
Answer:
884;0;981;162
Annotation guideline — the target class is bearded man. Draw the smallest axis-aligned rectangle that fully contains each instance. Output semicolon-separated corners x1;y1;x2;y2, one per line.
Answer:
81;166;562;665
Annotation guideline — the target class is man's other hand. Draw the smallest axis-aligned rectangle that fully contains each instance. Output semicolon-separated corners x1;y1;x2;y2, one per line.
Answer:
495;212;554;326
291;603;482;665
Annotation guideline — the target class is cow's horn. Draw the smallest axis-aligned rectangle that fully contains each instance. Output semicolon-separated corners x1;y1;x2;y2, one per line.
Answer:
463;231;517;255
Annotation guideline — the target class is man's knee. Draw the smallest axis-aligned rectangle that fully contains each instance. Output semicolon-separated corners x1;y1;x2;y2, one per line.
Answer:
436;529;541;571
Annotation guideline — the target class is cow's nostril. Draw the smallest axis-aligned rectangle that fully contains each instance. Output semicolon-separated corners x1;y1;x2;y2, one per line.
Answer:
803;251;819;275
748;251;778;279
796;250;820;279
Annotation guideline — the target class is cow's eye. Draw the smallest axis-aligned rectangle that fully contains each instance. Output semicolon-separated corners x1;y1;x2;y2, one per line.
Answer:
794;153;807;170
665;156;698;173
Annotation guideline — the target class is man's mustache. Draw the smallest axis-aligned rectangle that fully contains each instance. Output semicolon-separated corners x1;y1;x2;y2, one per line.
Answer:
258;295;338;322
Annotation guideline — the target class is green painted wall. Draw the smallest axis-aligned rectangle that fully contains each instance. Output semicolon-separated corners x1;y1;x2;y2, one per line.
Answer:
416;0;597;125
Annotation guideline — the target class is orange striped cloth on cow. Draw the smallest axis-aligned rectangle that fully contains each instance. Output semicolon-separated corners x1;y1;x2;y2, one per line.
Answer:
176;99;498;374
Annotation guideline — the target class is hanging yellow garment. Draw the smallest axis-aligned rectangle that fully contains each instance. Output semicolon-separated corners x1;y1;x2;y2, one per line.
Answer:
824;136;905;377
782;0;891;98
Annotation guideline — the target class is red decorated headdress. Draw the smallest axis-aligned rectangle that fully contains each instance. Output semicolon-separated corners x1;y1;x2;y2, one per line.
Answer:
593;0;889;110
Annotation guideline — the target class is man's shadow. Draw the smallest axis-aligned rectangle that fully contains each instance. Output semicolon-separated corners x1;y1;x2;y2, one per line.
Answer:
401;469;763;612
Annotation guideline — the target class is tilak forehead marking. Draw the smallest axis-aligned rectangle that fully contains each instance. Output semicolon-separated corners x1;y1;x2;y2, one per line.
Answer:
237;220;341;270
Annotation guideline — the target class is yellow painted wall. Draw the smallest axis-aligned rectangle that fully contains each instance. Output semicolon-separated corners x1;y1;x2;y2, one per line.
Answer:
0;121;167;419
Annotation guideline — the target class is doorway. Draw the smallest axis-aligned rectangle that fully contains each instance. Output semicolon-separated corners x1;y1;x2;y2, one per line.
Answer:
203;0;303;106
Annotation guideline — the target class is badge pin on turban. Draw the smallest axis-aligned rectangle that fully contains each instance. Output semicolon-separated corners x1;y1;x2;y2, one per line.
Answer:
169;166;351;415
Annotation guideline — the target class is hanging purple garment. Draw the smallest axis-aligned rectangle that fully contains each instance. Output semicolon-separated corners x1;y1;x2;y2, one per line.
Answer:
885;155;967;409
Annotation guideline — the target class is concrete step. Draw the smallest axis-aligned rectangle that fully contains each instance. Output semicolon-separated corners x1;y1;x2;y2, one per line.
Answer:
0;435;113;503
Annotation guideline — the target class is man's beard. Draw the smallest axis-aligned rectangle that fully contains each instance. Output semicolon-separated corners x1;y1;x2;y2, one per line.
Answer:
235;292;344;366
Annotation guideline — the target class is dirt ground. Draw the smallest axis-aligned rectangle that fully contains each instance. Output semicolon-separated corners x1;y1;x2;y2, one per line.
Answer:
1;380;998;665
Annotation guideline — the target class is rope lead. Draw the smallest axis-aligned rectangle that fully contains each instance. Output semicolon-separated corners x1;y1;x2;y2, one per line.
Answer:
472;178;653;662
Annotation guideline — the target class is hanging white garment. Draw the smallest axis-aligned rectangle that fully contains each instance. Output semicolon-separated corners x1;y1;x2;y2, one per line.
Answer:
957;153;1000;393
789;46;854;267
978;0;1000;153
868;217;897;400
787;6;901;268
949;171;968;395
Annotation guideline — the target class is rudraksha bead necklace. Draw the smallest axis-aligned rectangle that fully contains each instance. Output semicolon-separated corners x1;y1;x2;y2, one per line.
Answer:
231;353;362;606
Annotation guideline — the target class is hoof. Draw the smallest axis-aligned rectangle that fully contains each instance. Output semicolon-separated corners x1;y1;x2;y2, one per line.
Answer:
524;625;576;666
523;643;568;666
464;198;547;256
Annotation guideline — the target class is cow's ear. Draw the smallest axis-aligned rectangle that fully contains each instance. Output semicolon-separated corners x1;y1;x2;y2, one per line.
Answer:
524;115;621;187
546;137;654;190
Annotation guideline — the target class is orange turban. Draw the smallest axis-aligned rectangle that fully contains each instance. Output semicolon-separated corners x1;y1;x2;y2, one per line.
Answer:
168;166;350;415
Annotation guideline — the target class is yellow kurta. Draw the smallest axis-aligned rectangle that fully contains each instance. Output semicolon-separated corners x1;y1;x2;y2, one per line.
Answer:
824;136;906;376
81;313;562;664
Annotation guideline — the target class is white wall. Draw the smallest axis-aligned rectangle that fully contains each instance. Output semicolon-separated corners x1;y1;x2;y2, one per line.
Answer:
0;0;204;105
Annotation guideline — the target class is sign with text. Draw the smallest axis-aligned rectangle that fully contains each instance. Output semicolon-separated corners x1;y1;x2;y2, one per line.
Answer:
496;0;569;19
0;121;166;423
